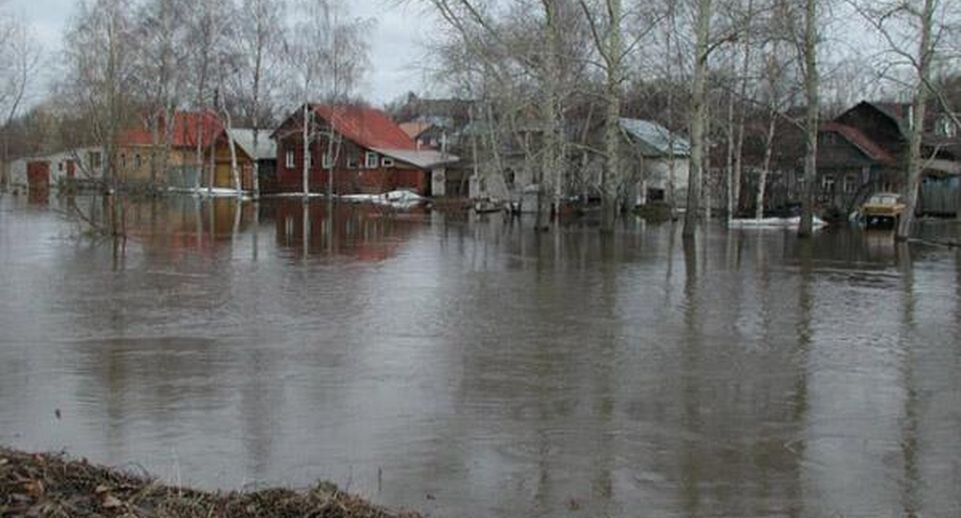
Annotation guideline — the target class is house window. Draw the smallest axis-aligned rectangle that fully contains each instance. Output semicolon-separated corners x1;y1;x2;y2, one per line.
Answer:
121;154;127;168
843;174;857;193
322;152;332;169
58;162;63;171
821;174;835;192
365;152;379;169
135;154;142;168
381;157;395;168
285;149;295;168
347;156;358;169
88;151;102;169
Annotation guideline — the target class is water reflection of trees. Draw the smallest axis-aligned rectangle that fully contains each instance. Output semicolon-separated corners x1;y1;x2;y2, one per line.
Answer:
271;200;427;261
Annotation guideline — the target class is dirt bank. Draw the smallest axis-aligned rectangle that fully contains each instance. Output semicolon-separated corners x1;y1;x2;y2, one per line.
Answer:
0;447;419;517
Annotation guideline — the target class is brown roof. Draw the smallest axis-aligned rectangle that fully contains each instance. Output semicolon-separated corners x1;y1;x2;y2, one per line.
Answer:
119;111;223;148
311;104;417;151
822;122;897;167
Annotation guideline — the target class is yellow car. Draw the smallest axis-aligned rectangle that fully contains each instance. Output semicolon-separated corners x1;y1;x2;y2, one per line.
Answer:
861;192;906;227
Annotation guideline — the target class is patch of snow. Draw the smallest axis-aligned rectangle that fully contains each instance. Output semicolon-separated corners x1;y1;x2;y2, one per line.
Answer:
728;216;827;230
168;187;250;199
341;190;425;208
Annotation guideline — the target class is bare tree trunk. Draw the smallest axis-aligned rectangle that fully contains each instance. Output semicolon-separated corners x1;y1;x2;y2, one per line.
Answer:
601;0;622;231
756;109;777;220
683;0;712;238
798;0;819;238
896;0;935;241
733;0;754;217
725;86;735;222
302;102;310;197
540;0;561;229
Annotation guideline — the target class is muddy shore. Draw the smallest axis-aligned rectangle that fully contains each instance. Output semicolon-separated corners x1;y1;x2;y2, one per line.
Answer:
0;447;419;517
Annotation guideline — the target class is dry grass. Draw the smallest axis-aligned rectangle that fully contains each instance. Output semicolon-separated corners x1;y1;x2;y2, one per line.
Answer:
0;447;419;518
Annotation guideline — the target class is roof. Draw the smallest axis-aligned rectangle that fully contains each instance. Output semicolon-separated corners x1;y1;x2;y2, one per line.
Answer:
119;111;223;148
311;104;417;151
821;122;897;167
226;128;276;160
372;148;459;169
619;118;691;157
399;121;434;139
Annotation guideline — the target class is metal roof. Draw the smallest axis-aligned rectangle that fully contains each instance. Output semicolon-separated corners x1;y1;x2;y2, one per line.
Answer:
619;118;691;157
372;148;460;169
226;128;277;160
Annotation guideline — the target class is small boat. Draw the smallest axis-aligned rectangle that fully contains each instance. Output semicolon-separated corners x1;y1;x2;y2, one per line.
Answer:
728;216;827;229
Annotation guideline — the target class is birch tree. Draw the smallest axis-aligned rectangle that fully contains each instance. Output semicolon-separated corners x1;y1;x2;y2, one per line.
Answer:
133;0;189;185
286;0;368;197
62;0;137;188
580;0;625;230
797;0;820;237
852;0;947;240
683;0;714;238
235;0;285;198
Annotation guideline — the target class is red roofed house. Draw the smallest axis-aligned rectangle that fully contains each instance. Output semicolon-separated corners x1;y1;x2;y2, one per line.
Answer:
271;104;458;196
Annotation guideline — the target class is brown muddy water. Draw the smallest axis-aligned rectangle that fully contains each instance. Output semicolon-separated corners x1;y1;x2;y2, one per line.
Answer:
1;193;960;517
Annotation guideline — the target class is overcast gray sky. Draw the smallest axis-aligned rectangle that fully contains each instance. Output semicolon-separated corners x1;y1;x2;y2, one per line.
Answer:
8;0;440;106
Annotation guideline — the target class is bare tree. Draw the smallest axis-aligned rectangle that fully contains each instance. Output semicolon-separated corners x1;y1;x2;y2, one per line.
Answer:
797;0;820;237
133;0;189;186
62;0;137;189
235;0;285;198
683;0;714;238
0;12;41;188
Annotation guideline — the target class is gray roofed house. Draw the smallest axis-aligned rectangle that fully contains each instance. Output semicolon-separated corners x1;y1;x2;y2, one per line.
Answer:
619;118;691;158
226;128;277;160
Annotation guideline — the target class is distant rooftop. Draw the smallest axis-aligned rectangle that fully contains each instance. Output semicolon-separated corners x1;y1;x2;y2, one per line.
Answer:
226;129;277;160
619;118;691;157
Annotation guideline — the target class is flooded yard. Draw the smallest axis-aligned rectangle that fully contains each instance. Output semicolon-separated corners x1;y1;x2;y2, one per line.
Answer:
1;193;960;517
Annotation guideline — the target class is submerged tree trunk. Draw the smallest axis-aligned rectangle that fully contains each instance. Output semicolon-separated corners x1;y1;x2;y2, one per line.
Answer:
733;0;754;219
683;0;712;238
601;0;623;231
302;102;310;197
798;0;819;238
756;110;777;220
897;0;936;241
540;0;562;229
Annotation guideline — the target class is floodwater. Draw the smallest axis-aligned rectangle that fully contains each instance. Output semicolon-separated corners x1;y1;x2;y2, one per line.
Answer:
1;193;960;518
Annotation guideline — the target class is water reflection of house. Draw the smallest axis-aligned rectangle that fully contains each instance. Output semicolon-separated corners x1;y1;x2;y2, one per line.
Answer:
120;197;255;253
270;104;459;196
272;200;425;261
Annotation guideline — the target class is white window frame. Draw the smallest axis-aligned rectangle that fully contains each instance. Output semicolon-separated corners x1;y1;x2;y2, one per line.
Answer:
821;174;835;192
322;152;333;169
285;149;295;168
365;151;379;169
347;156;359;169
381;157;395;168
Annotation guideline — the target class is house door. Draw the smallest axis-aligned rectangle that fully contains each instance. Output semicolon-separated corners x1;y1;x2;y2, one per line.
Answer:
26;161;50;191
214;163;232;189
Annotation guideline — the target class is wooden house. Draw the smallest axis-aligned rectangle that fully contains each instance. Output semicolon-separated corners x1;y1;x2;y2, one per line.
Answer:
815;101;961;215
271;104;458;196
117;111;224;188
117;112;273;192
6;147;105;192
